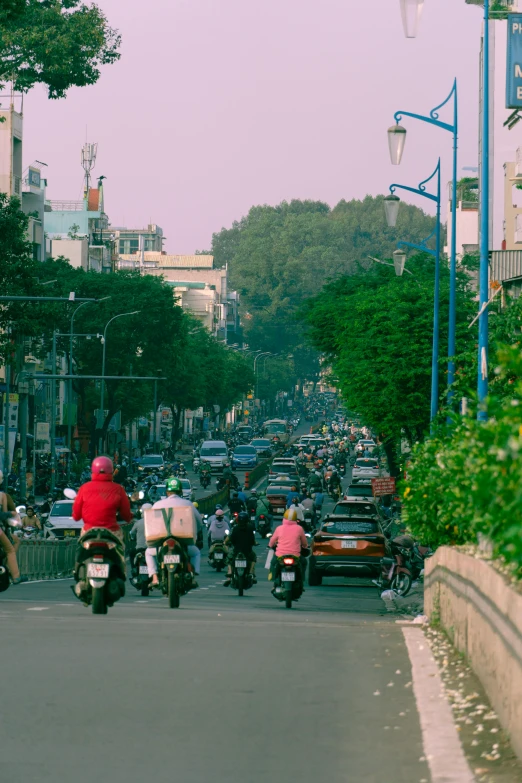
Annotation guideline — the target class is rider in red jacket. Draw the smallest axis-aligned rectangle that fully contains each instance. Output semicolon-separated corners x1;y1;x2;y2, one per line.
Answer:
73;456;132;535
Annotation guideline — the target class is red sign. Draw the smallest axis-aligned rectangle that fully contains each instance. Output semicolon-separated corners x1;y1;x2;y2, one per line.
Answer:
371;477;396;497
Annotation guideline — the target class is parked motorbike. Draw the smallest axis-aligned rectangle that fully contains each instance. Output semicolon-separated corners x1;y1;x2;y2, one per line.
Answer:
231;551;253;596
411;541;434;581
132;548;151;596
209;540;227;571
272;553;304;609
156;537;192;608
375;537;413;596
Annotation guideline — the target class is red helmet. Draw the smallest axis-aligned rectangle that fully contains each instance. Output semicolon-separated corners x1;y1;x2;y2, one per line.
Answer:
91;456;114;476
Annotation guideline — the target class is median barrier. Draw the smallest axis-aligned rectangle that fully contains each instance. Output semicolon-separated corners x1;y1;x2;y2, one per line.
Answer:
425;547;522;763
245;460;270;489
17;539;77;580
196;486;230;516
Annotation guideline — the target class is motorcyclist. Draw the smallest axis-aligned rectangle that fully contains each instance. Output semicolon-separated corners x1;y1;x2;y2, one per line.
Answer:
268;508;309;584
307;470;322;493
71;456;132;597
129;503;150;581
146;477;203;588
200;462;211;483
0;491;24;583
245;489;258;517
328;468;342;495
223;511;257;586
39;495;53;515
208;508;229;556
113;462;128;486
228;491;246;516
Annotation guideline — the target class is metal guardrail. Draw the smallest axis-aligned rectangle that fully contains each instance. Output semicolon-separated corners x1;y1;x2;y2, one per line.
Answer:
18;539;76;580
245;460;270;488
197;486;230;516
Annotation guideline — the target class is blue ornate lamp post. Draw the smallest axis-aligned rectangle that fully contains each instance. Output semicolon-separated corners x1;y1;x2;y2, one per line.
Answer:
388;80;458;408
384;159;441;423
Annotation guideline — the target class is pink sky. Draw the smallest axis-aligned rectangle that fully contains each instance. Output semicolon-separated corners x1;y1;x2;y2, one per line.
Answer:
23;0;482;254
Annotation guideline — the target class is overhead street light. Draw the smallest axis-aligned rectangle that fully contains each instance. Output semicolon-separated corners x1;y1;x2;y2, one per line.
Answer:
400;0;424;38
384;194;401;227
387;124;407;166
393;249;407;277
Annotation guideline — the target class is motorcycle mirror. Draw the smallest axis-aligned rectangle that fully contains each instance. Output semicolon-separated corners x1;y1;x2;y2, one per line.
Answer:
63;488;77;500
138;491;145;500
16;505;26;515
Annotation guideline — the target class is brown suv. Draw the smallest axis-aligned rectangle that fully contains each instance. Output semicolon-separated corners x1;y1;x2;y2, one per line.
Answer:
308;514;385;586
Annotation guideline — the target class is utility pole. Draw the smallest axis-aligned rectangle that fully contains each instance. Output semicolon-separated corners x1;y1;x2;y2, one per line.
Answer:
18;373;29;498
50;331;57;492
3;364;10;478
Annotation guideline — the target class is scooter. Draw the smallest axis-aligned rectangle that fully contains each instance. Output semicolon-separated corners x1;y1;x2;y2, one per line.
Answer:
156;537;192;608
209;540;227;571
132;548;151;596
257;514;271;539
271;553;304;609
231;551;253;596
200;472;211;489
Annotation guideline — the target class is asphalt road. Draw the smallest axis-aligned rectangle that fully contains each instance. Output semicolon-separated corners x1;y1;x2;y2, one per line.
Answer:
1;444;432;783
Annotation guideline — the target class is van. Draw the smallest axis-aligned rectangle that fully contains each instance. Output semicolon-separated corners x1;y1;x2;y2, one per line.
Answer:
199;440;229;472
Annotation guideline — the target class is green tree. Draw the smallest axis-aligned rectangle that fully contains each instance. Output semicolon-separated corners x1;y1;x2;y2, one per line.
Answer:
301;257;476;468
0;0;121;98
209;197;437;387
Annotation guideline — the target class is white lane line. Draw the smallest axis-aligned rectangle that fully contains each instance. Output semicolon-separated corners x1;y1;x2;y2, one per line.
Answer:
403;627;474;783
27;607;49;611
16;578;73;584
199;587;209;590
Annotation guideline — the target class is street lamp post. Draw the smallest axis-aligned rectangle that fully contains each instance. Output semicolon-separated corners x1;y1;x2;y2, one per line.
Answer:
385;159;441;423
388;79;458;407
477;0;490;419
254;352;271;401
99;311;139;453
67;300;99;473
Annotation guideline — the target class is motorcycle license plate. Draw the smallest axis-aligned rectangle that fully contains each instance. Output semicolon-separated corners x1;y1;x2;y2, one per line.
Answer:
139;566;149;574
281;572;295;581
63;529;77;537
214;553;224;560
163;554;180;564
235;560;247;568
87;563;109;578
342;540;358;549
277;507;284;512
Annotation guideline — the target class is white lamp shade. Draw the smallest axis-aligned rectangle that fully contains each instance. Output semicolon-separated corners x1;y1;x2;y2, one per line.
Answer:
400;0;424;38
393;249;407;276
384;195;401;227
388;124;407;165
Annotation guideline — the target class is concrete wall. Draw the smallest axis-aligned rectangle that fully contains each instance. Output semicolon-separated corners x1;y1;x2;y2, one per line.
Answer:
50;238;88;270
425;548;522;762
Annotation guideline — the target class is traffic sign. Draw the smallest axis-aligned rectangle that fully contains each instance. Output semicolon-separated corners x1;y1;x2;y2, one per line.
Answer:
371;477;396;497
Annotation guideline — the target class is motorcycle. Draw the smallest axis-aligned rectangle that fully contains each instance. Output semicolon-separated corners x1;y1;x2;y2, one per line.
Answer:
257;513;271;538
193;457;201;474
339;463;346;477
74;528;126;614
411;541;434;581
132;548;151;596
156;537;193;608
200;472;211;489
209;540;227;571
375;537;413;597
329;484;341;501
272;553;304;609
231;551;253;596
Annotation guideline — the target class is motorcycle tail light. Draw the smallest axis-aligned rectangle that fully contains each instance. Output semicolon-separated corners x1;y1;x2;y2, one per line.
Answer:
83;540;116;550
283;557;294;565
166;538;176;549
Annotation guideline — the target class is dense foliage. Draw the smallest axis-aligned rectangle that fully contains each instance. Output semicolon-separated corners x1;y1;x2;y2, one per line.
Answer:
0;0;120;97
206;196;436;392
301;257;476;446
403;345;522;574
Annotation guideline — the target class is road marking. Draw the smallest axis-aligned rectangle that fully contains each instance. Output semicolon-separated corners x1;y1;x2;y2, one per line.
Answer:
198;587;209;590
403;626;474;783
16;577;73;584
26;607;49;611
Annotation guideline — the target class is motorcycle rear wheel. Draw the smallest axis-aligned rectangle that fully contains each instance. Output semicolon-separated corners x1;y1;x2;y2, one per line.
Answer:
92;587;107;615
168;571;180;608
141;584;150;597
392;572;412;597
285;592;292;609
237;574;244;596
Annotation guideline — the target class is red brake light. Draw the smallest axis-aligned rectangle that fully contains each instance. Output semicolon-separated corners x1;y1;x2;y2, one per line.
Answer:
166;538;176;549
283;557;294;565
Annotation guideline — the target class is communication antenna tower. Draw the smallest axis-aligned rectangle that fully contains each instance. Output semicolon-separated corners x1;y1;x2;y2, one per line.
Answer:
81;143;98;197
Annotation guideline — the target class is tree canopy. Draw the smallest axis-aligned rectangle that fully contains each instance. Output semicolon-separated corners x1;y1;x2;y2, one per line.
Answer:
0;0;120;98
208;196;437;390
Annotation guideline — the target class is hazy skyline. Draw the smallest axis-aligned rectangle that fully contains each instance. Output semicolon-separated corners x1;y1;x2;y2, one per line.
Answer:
22;0;483;254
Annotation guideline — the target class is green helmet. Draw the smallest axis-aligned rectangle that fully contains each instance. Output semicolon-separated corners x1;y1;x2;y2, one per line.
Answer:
166;476;182;494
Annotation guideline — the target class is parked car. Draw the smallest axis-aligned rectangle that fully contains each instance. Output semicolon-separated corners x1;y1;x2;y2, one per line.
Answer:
44;500;82;540
351;458;380;485
250;438;273;458
138;454;165;477
308;514;386;585
232;445;258;470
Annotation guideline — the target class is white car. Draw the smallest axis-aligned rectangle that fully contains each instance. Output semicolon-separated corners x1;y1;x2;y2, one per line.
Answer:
45;499;82;540
351;458;380;485
355;439;376;454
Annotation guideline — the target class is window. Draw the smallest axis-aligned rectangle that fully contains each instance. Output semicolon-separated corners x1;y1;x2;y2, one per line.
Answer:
129;239;139;253
145;239;155;251
119;240;126;254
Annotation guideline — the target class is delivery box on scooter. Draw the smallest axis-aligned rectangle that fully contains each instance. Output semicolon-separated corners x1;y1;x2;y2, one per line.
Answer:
144;505;197;545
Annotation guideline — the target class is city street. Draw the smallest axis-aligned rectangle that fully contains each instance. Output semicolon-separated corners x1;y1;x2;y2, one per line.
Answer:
1;559;430;783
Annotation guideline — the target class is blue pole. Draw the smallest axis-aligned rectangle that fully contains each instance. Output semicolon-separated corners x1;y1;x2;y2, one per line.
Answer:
477;0;490;419
447;80;458;405
430;161;441;425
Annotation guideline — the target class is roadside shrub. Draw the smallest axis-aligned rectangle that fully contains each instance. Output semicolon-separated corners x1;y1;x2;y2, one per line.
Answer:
402;345;522;575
